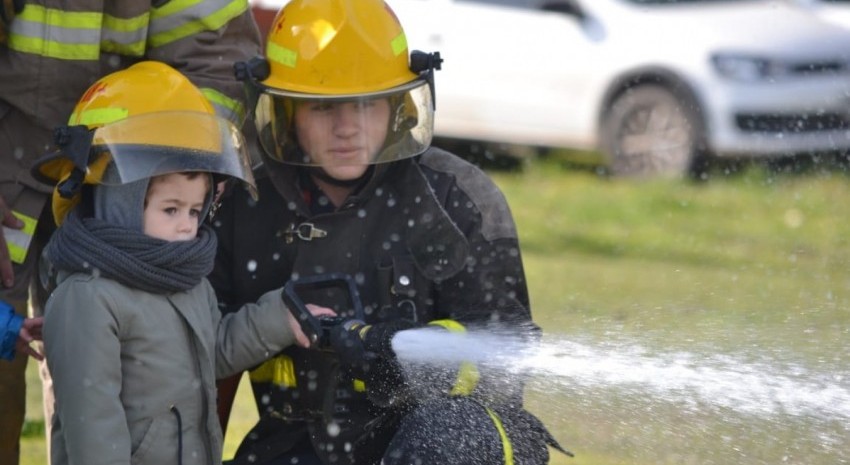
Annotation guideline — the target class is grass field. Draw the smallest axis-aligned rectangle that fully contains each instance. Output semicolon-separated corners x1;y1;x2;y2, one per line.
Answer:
20;156;850;464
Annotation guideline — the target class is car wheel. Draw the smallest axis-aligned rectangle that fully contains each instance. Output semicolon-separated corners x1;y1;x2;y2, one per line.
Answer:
602;84;703;177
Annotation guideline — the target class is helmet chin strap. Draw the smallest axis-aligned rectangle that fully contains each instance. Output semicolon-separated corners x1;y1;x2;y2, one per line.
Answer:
306;165;375;189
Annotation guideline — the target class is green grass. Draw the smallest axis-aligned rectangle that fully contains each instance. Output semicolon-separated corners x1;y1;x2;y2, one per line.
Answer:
21;157;850;464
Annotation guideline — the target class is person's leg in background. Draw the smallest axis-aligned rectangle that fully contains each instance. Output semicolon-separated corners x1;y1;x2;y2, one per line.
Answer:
0;179;55;465
0;299;28;465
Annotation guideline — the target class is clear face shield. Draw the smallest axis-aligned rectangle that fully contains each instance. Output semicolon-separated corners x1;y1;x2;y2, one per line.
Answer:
89;111;258;199
252;78;434;178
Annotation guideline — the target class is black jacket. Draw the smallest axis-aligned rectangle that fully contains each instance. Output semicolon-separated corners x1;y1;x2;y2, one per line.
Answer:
210;147;538;464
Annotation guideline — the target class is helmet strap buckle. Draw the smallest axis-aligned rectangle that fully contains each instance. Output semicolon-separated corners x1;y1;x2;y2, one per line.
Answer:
53;125;95;198
234;56;271;122
410;51;443;109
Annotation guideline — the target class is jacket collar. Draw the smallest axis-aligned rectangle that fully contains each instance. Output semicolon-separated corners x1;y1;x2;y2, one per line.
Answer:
261;151;469;280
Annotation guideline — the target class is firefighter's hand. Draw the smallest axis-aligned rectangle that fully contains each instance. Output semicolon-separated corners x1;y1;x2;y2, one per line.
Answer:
329;319;417;370
0;194;25;288
329;321;370;374
329;319;417;407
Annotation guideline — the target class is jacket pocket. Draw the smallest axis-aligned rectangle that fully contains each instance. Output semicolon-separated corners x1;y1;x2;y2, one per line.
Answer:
130;414;165;464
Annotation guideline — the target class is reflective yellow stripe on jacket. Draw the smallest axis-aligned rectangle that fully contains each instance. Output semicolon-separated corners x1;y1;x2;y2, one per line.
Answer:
149;0;247;48
9;5;105;60
8;0;247;60
428;319;481;396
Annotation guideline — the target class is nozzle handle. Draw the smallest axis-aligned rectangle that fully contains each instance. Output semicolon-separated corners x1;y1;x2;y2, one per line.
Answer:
282;273;366;348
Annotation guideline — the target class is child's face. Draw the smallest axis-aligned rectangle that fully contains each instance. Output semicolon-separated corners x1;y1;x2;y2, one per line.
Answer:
143;173;209;241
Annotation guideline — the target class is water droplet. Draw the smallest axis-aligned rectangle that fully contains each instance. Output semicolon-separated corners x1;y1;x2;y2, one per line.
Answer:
247;260;258;272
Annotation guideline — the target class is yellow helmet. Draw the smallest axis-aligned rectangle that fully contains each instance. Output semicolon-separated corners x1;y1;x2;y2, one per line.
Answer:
235;0;443;167
32;61;257;225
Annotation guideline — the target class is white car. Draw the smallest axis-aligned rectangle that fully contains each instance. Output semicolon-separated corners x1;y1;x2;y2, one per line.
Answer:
250;0;850;176
792;0;850;30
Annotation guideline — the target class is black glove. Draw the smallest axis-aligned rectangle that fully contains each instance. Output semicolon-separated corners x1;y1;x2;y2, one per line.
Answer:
328;320;371;375
329;319;417;406
329;319;417;361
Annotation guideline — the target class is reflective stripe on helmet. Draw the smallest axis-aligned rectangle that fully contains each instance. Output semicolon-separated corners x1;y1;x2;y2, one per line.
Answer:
266;42;297;69
70;108;130;128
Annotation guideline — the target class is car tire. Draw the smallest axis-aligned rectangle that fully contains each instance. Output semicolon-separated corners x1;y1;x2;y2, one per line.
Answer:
602;84;705;178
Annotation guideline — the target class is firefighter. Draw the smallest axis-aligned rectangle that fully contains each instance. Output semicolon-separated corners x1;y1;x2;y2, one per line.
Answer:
0;1;261;463
211;0;567;464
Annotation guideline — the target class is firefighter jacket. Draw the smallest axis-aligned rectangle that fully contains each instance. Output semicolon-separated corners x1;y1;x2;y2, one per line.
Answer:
210;147;541;464
0;0;261;194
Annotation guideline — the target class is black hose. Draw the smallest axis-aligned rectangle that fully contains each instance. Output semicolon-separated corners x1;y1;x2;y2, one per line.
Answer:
170;405;183;465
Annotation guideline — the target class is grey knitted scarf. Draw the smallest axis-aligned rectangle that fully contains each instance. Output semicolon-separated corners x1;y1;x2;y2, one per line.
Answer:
47;211;217;294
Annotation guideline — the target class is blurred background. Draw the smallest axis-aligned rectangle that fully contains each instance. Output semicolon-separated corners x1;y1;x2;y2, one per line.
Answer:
258;0;850;178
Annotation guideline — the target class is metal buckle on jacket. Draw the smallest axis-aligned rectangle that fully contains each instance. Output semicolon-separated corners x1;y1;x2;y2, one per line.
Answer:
284;222;328;243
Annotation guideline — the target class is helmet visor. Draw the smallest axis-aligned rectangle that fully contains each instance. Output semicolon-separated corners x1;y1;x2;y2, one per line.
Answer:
254;79;433;167
90;112;257;199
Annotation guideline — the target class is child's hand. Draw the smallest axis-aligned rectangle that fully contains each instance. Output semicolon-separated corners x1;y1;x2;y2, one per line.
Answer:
287;304;336;348
16;316;44;361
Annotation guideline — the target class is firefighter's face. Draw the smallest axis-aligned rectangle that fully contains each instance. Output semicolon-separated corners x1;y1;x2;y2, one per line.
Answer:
294;98;390;181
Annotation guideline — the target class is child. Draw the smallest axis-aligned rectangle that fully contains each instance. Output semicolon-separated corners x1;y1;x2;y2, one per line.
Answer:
32;61;329;465
0;300;42;361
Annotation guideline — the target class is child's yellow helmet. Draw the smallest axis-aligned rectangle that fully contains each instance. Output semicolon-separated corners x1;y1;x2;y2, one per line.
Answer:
32;61;256;225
